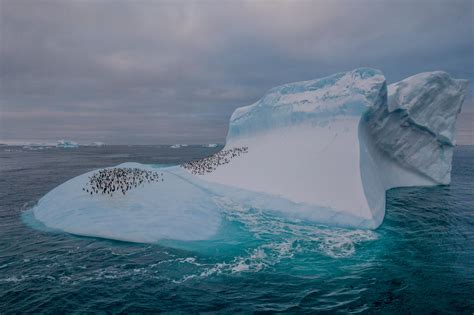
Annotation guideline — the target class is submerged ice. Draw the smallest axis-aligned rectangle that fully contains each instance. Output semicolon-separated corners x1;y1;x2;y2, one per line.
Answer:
29;68;468;243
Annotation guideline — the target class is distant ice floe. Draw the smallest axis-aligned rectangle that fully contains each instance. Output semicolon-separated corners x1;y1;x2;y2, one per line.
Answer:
56;140;79;148
22;144;52;151
2;141;56;151
29;68;468;244
170;144;188;149
89;141;105;147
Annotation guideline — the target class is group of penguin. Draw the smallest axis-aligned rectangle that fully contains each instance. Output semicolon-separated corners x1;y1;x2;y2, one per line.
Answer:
181;146;248;175
83;167;163;196
83;146;248;197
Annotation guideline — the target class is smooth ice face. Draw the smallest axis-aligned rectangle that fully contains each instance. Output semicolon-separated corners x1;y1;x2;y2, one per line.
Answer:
200;68;387;229
29;68;468;242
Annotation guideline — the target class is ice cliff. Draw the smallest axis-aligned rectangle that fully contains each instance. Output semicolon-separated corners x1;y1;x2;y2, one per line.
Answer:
29;68;468;242
202;69;467;229
363;71;468;187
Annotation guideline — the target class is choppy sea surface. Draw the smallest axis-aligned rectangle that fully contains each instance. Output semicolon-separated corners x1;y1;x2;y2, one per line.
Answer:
0;145;473;313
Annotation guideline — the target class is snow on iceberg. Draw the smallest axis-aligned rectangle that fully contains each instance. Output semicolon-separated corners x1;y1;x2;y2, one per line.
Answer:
29;68;468;242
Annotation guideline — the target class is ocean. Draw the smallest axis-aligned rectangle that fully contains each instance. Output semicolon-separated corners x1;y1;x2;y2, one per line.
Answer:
0;145;473;313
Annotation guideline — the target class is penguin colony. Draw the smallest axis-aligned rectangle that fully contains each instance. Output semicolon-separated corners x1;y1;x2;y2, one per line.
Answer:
83;168;163;196
83;147;247;196
181;146;248;175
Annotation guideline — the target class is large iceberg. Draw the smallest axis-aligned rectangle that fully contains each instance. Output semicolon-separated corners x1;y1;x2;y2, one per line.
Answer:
29;68;467;242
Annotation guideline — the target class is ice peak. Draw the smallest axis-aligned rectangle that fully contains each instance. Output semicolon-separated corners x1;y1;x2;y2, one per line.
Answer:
387;71;468;144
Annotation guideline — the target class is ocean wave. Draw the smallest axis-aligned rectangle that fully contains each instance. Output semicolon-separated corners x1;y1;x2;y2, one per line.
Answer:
170;198;378;282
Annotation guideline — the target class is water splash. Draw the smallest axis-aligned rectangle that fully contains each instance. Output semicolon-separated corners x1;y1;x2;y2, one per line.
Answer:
171;198;378;282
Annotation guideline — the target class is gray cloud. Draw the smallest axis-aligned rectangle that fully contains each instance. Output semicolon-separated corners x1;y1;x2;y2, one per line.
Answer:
1;0;472;144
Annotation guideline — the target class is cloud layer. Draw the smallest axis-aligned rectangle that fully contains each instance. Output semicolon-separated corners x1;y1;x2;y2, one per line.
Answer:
1;0;472;144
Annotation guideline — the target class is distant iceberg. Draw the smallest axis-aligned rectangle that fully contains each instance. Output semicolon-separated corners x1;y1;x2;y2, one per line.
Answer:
204;143;219;148
170;144;188;149
89;141;105;147
21;142;54;150
56;140;79;148
29;68;468;243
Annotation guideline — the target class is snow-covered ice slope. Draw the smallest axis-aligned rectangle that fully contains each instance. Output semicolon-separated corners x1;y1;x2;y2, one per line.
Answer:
31;163;221;242
29;68;468;242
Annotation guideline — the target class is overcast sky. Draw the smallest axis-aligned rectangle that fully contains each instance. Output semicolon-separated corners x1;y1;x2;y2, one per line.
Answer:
1;0;472;144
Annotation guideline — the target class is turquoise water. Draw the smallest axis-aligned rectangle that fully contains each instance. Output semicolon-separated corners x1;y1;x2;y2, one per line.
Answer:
1;145;473;313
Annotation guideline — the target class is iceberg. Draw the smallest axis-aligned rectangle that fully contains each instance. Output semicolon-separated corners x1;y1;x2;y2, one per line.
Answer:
56;139;79;148
29;68;468;242
20;142;54;150
89;141;105;147
170;144;188;149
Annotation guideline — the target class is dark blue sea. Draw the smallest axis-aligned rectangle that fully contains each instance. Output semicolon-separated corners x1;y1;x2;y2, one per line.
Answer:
1;145;473;313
